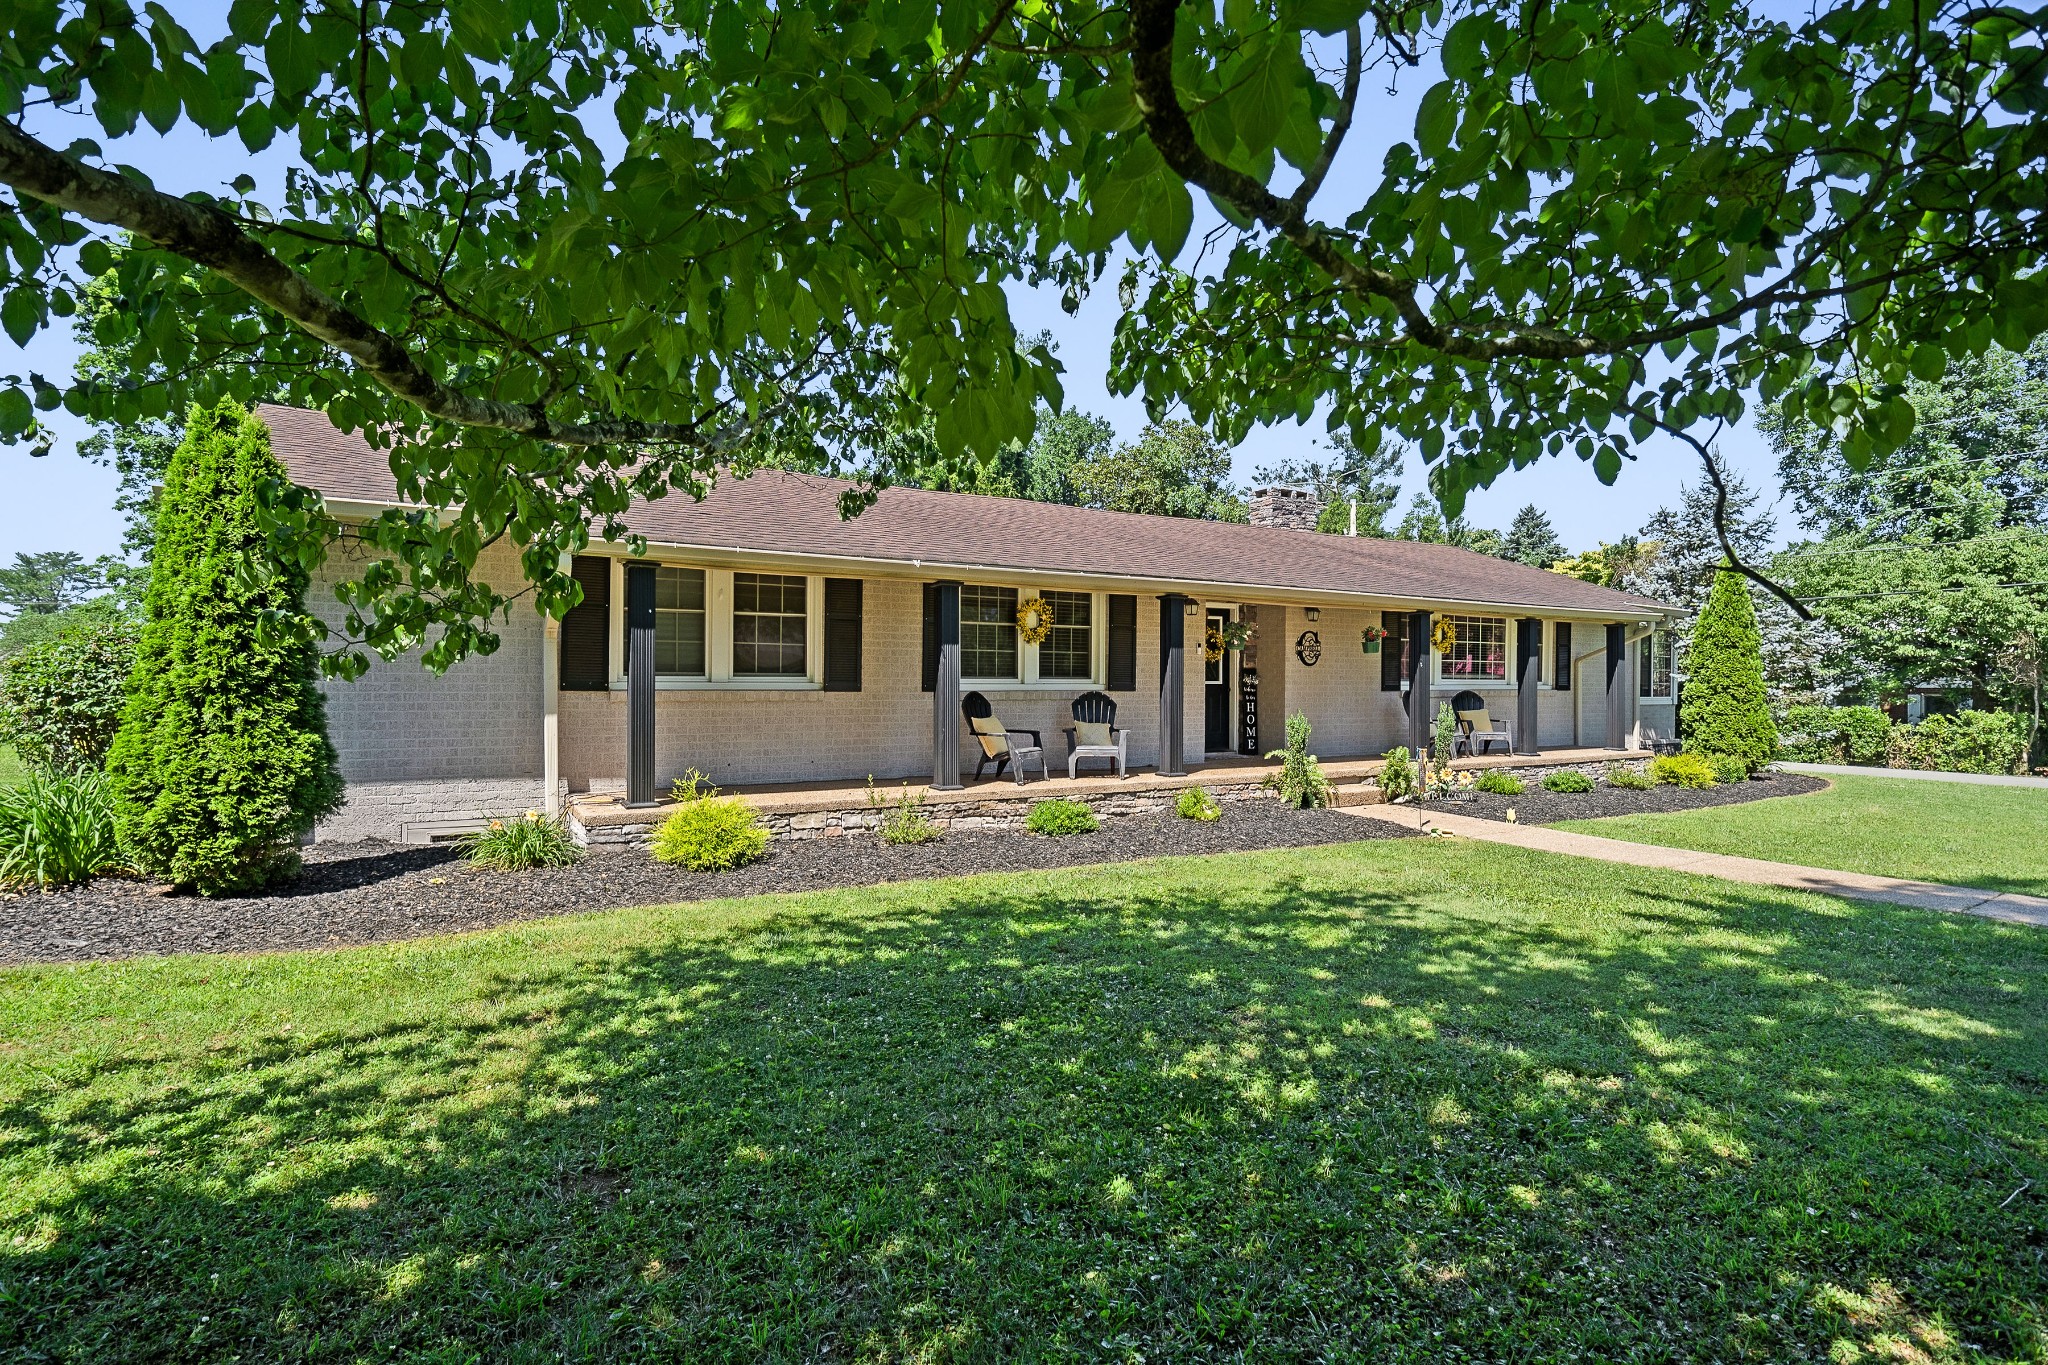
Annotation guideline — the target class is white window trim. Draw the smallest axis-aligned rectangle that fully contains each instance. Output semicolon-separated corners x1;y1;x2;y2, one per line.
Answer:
1435;612;1513;687
608;563;825;691
962;584;1106;690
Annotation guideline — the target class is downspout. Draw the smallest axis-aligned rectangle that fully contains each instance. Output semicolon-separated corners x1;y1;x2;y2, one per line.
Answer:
541;552;566;817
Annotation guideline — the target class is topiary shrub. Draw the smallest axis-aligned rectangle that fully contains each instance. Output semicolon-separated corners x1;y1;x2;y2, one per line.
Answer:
1025;798;1099;836
1604;764;1653;790
1651;753;1719;788
1542;770;1593;793
1174;786;1222;821
1377;746;1418;802
1264;710;1333;808
0;768;129;889
651;796;770;870
460;811;582;870
0;619;136;775
106;399;344;896
1680;567;1777;770
1473;769;1523;795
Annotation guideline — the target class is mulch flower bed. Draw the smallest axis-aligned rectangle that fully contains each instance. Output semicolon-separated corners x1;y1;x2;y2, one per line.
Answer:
0;802;1397;967
1442;768;1830;825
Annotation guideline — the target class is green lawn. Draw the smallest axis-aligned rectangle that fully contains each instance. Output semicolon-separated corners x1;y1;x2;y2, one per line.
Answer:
1558;773;2048;897
0;743;24;789
1;842;2042;1362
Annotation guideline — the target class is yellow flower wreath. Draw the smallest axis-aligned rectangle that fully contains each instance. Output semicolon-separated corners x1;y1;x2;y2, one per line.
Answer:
1015;596;1054;646
1430;617;1456;653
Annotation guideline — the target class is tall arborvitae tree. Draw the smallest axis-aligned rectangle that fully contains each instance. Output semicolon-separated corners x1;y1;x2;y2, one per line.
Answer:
1681;567;1778;768
107;399;343;895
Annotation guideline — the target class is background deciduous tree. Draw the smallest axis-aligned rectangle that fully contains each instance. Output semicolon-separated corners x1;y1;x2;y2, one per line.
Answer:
1070;420;1247;521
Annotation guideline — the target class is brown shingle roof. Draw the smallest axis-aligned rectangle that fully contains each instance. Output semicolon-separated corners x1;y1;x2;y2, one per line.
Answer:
258;403;1671;617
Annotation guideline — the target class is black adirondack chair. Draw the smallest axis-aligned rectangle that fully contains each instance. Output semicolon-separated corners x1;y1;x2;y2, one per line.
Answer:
961;691;1045;783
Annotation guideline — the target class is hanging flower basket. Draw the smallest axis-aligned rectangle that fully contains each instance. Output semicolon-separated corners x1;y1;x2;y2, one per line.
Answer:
1220;620;1254;651
1360;625;1388;654
1015;596;1054;646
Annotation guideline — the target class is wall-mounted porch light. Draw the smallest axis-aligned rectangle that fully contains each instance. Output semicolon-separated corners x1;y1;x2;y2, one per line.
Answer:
1304;606;1320;622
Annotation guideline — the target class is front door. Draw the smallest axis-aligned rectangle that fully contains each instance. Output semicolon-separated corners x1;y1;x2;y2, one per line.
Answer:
1204;608;1231;752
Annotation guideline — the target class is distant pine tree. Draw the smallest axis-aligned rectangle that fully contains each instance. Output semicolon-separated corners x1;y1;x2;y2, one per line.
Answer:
107;399;344;894
1500;504;1567;567
1680;567;1778;767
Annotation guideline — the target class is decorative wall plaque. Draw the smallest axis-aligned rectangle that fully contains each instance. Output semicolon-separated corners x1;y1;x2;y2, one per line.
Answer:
1295;630;1322;666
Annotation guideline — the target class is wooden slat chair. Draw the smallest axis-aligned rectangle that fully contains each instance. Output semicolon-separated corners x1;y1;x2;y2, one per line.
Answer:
1450;689;1515;757
1061;690;1130;778
961;691;1046;784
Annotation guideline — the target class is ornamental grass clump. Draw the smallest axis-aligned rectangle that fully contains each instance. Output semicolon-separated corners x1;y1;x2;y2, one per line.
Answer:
1025;798;1098;836
106;400;343;896
1264;710;1333;808
0;768;129;890
1542;770;1594;794
1650;753;1719;788
460;811;581;871
1605;764;1653;791
1175;786;1222;822
867;778;942;845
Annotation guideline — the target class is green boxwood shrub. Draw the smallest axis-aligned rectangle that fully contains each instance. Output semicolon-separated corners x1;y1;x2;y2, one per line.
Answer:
651;797;771;870
1702;753;1752;783
1377;747;1418;802
1174;786;1222;821
0;768;129;889
1025;798;1099;836
0;620;135;774
1680;568;1777;769
1650;753;1719;788
461;812;582;870
1542;770;1593;793
106;400;343;895
1473;769;1523;795
1604;764;1653;790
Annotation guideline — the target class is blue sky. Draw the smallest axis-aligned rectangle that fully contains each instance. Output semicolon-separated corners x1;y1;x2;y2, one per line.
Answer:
0;19;1787;565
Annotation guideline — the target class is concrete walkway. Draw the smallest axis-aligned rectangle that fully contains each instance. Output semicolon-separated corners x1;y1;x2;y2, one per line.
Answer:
1347;804;2048;928
1775;762;2048;789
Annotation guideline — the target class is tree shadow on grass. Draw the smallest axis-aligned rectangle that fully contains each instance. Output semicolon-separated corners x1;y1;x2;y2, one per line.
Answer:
1;848;2043;1363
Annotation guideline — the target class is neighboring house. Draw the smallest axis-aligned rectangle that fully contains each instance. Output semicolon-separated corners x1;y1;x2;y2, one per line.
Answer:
260;405;1682;842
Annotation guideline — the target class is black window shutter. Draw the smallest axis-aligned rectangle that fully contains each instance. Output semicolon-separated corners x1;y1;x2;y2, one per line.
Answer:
1553;621;1573;690
921;582;939;692
1106;594;1137;691
1379;610;1407;691
823;578;862;692
558;555;611;690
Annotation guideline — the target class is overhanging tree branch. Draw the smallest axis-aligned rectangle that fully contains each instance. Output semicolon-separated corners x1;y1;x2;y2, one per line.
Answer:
0;120;735;449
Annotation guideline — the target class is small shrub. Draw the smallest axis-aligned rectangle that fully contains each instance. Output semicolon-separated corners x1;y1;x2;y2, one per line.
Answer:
0;768;129;889
1433;701;1460;769
670;767;718;802
651;797;770;870
1888;711;2031;775
1264;710;1333;808
1378;746;1418;802
1702;753;1752;784
460;811;581;870
1174;786;1222;822
1473;770;1523;796
1542;770;1593;793
1604;764;1653;791
867;778;942;845
1650;753;1719;788
0;620;136;774
1025;798;1099;836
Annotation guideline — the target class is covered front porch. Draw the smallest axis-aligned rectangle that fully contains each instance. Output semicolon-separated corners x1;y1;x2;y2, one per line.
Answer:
569;744;1651;843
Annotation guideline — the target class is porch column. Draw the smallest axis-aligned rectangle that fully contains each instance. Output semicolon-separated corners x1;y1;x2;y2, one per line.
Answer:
1604;623;1630;750
1516;618;1543;757
1407;608;1433;758
930;580;963;790
1158;594;1187;776
624;562;658;806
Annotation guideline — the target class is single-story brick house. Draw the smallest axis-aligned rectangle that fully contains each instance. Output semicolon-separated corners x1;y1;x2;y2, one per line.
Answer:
259;405;1681;842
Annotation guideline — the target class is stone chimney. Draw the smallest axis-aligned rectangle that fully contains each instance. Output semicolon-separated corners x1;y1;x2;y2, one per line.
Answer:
1247;485;1320;532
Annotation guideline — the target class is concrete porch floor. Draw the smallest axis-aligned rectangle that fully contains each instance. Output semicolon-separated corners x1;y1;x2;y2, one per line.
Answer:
570;745;1650;828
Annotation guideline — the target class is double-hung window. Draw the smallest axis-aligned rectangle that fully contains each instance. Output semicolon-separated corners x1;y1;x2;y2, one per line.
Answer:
1040;591;1093;681
961;585;1019;680
653;566;707;677
1438;614;1508;683
1639;630;1674;698
732;573;807;677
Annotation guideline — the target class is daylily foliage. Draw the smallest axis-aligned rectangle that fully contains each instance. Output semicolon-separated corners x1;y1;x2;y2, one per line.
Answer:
3;0;2048;670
